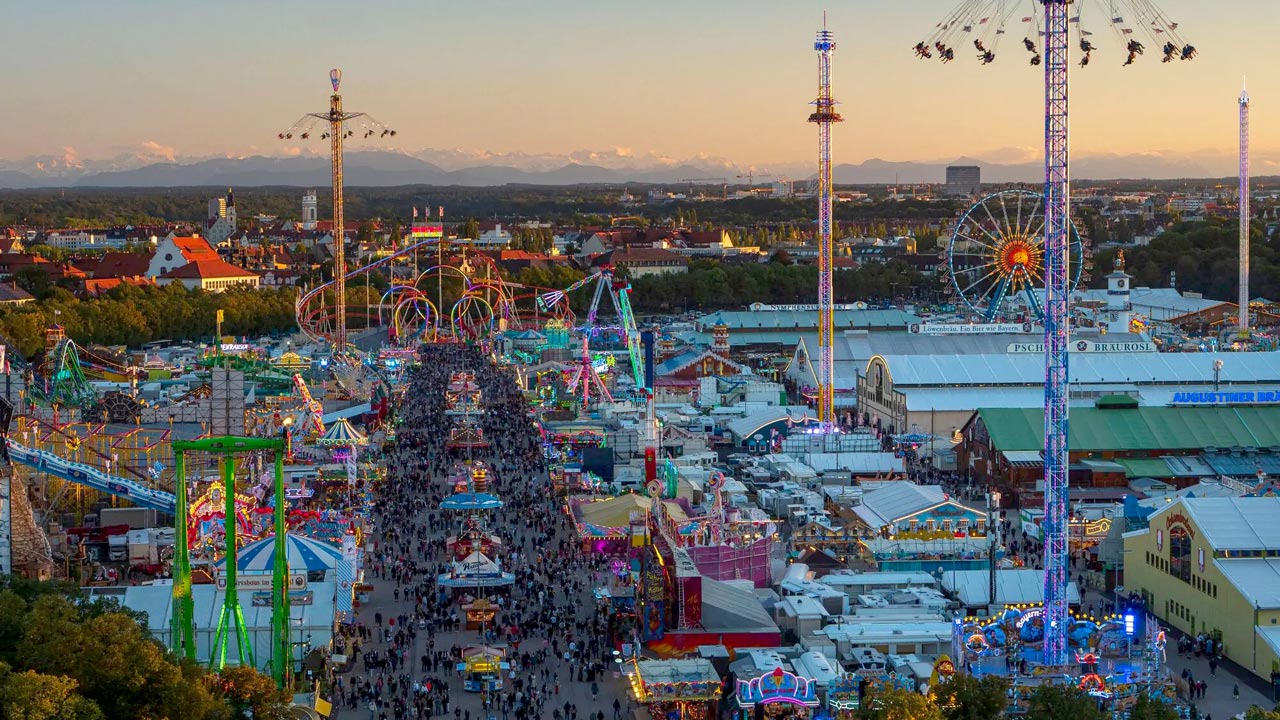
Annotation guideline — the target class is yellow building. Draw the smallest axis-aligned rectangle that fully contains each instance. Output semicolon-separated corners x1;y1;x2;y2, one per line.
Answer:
1123;496;1280;680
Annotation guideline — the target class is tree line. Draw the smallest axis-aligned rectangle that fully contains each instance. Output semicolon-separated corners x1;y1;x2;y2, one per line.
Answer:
625;258;928;313
0;577;290;719
0;283;297;359
1089;218;1279;301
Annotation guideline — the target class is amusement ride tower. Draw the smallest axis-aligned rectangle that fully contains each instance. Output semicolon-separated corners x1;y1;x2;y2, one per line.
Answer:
916;0;1195;667
808;17;842;433
279;69;396;353
1240;82;1251;333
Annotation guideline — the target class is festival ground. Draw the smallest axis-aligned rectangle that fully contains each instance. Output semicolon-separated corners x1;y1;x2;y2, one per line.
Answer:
329;345;634;720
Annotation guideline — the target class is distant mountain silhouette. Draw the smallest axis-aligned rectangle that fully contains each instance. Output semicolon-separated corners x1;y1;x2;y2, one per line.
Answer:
0;148;1252;189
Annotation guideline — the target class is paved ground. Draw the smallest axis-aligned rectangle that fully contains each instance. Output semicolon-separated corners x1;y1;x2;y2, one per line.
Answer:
1083;590;1274;719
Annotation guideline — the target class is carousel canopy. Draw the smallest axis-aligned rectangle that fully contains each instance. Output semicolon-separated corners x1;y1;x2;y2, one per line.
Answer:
215;532;345;573
441;493;504;511
317;417;368;447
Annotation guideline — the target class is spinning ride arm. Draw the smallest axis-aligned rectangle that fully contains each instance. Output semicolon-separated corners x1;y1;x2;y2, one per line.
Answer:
291;374;325;434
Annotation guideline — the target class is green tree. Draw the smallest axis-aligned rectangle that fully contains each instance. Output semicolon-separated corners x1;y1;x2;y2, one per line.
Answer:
770;249;794;265
933;675;1007;720
1023;684;1106;720
1126;694;1180;720
0;665;102;720
858;689;941;720
11;267;54;301
216;666;292;720
356;220;376;244
460;218;480;240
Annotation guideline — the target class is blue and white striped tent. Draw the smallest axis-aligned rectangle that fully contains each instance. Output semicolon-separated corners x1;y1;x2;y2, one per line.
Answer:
215;533;344;573
316;417;367;447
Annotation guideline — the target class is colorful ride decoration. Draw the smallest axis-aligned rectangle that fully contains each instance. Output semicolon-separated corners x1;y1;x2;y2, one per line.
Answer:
447;420;490;450
735;666;819;715
187;486;259;561
957;602;1136;661
448;515;501;561
316;417;367;489
628;659;722;720
942;189;1089;321
291;374;326;436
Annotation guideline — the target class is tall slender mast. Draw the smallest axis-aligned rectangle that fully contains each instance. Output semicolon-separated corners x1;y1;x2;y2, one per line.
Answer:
808;16;842;432
1240;82;1251;333
1039;0;1071;668
328;69;348;352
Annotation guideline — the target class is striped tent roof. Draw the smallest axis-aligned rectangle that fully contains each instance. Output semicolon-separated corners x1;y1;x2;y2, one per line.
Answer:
215;533;344;573
317;417;367;447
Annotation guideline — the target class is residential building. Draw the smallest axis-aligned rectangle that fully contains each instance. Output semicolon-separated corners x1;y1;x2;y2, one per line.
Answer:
147;236;220;278
156;258;259;291
591;248;689;278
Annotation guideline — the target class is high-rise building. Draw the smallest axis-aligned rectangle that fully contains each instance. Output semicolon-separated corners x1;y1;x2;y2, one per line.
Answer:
945;165;981;196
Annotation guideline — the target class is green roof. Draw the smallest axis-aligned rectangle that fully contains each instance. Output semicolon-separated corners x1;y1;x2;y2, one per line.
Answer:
1115;457;1176;479
976;406;1280;453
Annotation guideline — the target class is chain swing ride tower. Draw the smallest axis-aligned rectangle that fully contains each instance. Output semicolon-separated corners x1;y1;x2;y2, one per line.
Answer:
916;0;1195;668
808;16;842;433
279;69;396;353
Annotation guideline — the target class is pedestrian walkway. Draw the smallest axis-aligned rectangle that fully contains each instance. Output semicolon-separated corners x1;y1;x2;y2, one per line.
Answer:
330;345;634;720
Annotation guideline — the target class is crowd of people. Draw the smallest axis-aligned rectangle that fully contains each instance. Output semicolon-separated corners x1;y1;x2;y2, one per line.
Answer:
333;344;630;720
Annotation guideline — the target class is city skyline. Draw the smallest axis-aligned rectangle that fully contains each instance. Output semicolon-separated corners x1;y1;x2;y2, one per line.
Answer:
5;0;1275;173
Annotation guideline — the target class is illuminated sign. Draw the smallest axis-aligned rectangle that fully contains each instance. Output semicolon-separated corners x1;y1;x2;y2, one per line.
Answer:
1165;512;1196;539
1170;391;1280;405
910;322;1033;335
1015;607;1043;629
220;343;251;353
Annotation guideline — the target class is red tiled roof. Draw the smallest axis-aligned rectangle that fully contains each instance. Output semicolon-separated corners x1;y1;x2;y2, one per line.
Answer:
93;251;154;279
171;236;219;260
158;258;258;280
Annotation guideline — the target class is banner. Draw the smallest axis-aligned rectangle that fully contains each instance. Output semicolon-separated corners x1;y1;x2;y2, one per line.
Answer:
411;224;444;239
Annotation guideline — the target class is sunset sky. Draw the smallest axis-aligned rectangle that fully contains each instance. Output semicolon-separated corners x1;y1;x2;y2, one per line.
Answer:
5;0;1275;169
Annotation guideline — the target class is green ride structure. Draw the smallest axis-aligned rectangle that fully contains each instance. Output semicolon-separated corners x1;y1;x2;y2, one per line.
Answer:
171;435;293;688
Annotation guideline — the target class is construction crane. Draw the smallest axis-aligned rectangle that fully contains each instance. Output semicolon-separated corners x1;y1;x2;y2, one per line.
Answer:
680;178;728;200
737;170;772;188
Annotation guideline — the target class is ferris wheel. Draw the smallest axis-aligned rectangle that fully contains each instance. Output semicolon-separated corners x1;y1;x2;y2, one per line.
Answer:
943;190;1089;321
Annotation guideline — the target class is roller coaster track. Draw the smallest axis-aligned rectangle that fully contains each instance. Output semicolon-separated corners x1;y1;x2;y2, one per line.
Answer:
6;437;175;514
296;237;448;343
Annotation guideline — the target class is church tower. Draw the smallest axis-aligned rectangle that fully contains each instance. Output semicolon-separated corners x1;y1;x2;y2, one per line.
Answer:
1105;250;1133;335
301;190;318;230
224;188;236;227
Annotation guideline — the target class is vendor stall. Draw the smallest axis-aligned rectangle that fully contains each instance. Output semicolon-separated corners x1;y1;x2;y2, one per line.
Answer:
629;659;722;720
734;666;818;720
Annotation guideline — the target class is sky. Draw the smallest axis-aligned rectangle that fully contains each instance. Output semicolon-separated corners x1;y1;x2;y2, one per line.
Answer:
4;0;1276;169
